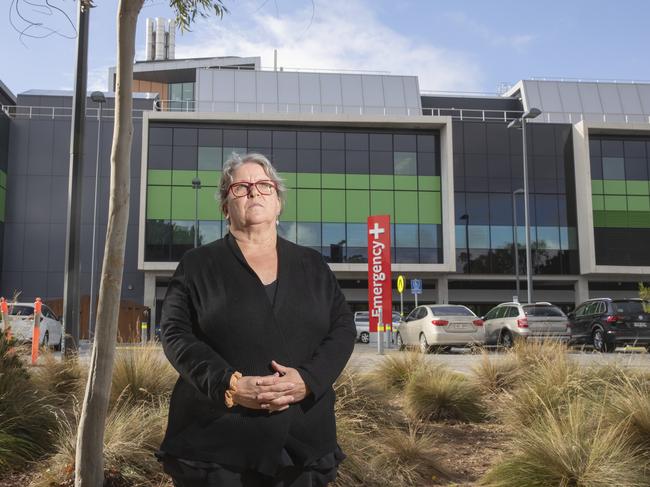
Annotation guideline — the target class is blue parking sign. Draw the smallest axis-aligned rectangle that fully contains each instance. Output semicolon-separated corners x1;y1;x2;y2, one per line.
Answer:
410;279;422;295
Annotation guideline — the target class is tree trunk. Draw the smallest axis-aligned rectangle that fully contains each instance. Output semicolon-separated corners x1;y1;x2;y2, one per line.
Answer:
75;1;144;485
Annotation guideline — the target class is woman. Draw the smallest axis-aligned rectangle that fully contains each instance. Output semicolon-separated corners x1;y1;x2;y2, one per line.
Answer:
156;153;356;487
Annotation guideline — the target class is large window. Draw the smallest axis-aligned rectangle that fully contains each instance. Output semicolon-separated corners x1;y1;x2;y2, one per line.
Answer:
168;82;195;111
454;121;579;275
590;135;650;266
145;123;443;263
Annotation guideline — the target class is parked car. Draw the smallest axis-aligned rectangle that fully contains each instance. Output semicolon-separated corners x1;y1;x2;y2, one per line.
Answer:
354;311;402;344
3;302;63;350
568;298;650;353
483;302;569;348
394;304;484;353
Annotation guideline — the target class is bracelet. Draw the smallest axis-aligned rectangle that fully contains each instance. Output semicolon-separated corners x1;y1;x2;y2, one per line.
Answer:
224;371;243;408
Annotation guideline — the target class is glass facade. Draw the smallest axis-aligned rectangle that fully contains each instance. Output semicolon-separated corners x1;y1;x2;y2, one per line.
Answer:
145;123;443;263
590;135;650;265
453;121;579;275
168;82;195;111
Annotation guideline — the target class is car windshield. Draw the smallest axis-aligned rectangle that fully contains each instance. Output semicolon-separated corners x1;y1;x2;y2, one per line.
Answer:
392;312;402;321
429;306;475;317
9;305;33;316
612;301;650;314
523;305;565;317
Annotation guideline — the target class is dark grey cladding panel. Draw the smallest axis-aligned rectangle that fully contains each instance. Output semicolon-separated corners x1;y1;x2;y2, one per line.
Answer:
25;175;52;224
21;271;48;300
421;95;522;112
124;223;140;271
22;223;49;272
8;119;29;176
28;120;54;175
5;173;27;223
1;271;23;299
121;271;144;301
48;223;65;272
49;176;68;224
0;114;9;170
47;272;64;299
129;178;140;224
2;223;24;272
53;120;71;176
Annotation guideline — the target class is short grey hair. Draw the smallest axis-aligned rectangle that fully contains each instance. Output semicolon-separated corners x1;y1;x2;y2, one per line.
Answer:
218;152;286;216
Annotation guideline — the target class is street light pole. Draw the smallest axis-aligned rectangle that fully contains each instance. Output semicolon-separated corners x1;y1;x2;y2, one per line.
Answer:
512;188;524;300
508;107;541;304
192;177;202;248
88;92;106;341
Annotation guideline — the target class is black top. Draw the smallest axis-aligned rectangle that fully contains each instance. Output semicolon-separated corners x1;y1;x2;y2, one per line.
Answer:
157;234;356;476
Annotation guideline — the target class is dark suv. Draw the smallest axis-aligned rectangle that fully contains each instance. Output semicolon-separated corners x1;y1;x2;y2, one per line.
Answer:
568;298;650;352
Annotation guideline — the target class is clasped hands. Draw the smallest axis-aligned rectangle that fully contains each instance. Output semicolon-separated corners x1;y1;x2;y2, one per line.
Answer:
232;360;309;412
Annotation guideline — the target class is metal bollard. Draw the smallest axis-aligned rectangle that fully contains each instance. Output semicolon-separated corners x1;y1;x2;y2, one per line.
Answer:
32;297;42;365
141;320;148;344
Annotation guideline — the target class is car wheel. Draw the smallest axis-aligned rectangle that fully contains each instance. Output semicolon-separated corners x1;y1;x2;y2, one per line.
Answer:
396;332;405;351
419;333;431;354
360;332;370;344
592;328;615;353
54;335;62;352
42;331;49;349
498;330;514;349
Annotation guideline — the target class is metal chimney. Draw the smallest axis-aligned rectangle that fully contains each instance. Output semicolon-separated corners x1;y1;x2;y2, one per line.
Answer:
155;17;165;60
167;19;176;60
145;18;155;61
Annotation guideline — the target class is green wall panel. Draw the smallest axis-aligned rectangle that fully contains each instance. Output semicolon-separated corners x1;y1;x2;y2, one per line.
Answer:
322;174;345;189
197;170;221;187
603;179;627;195
370;175;393;190
281;172;297;189
346;174;369;189
148;169;172;185
604;195;627;211
297;189;321;222
626;180;650;195
297;173;321;188
370;191;394;219
198;186;222;220
172;170;197;186
282;190;297;220
418;192;441;224
593;210;606;227
346;190;370;222
418;176;440;191
171;186;196;220
592;194;605;211
147;186;171;219
395;191;418;224
629;212;650;228
627;195;650;211
591;180;604;194
394;175;417;190
322;190;346;222
605;211;628;227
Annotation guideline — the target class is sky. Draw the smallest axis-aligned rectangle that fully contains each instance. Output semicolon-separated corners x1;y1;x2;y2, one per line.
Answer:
1;0;650;97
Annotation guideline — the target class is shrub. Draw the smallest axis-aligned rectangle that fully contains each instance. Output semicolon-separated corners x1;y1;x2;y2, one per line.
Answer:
482;399;647;487
366;351;428;393
404;367;485;423
31;398;169;487
111;345;178;406
471;351;522;396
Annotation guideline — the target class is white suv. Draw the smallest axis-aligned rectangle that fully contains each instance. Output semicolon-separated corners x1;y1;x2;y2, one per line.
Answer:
483;302;569;347
3;302;63;350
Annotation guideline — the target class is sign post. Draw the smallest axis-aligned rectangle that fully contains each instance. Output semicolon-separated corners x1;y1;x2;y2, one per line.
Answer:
367;215;392;355
397;275;405;320
411;278;422;307
0;298;10;340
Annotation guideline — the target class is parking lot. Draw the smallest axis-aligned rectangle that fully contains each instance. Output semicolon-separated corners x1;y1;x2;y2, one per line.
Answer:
347;342;650;375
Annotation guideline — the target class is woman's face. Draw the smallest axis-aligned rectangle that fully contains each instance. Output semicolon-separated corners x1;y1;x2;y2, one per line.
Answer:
225;162;281;230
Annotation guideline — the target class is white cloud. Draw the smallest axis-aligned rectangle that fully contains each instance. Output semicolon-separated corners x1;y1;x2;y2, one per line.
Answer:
174;0;483;92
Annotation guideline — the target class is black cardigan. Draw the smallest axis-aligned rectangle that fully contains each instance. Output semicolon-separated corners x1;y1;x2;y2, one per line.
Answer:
158;234;356;475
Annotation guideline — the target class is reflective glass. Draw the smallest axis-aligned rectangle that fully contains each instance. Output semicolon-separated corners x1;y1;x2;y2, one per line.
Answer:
346;223;367;247
278;221;297;242
468;225;490;248
395;224;418;248
297;222;322;247
394;152;417;175
536;226;560;250
199;221;221;245
490;226;514;250
198;146;222;171
602;157;625;179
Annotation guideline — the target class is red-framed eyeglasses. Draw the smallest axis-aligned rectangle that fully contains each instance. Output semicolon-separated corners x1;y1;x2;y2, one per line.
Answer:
227;180;277;198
